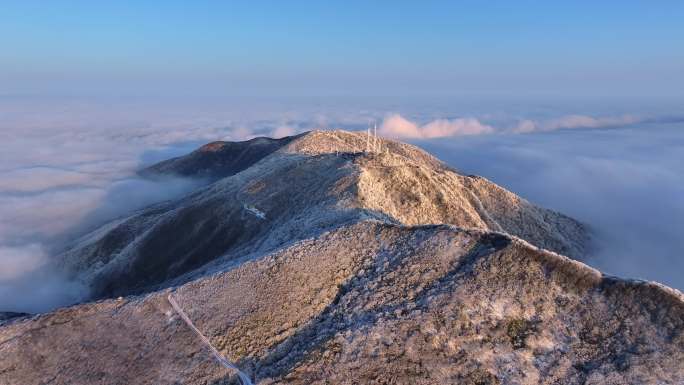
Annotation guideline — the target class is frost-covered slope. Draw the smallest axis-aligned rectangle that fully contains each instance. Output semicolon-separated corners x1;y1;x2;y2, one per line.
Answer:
1;222;681;384
57;130;588;298
1;130;681;385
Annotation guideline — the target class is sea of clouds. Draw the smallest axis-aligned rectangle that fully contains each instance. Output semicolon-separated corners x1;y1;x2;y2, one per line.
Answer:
1;95;682;312
417;122;684;289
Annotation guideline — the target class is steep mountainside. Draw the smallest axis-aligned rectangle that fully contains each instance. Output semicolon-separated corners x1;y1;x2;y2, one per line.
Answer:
1;130;680;385
57;131;587;299
1;222;682;384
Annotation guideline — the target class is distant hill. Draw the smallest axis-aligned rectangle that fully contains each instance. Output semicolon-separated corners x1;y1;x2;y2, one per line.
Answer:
141;134;303;180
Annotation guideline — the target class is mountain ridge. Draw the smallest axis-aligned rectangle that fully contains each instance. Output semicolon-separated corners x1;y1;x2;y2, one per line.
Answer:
2;221;682;384
57;130;588;298
2;130;681;385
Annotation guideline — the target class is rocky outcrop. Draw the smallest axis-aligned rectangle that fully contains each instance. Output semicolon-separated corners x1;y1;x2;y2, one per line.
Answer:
2;130;680;385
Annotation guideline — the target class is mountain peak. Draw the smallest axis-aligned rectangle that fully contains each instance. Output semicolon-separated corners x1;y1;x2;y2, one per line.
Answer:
3;130;682;385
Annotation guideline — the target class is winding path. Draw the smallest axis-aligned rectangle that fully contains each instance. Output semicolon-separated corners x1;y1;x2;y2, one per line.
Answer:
168;293;253;385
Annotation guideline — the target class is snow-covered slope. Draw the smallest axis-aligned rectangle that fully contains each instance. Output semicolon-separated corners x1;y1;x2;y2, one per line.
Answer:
3;130;679;385
1;222;682;384
57;130;588;298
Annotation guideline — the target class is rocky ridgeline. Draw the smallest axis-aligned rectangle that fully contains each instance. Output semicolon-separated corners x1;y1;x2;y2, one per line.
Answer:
0;130;681;384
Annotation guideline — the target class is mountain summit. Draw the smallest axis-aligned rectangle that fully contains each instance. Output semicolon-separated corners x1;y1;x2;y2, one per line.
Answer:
59;130;587;298
1;130;681;385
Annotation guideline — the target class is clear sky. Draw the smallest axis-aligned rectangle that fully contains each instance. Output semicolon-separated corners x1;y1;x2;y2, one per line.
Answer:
1;1;683;98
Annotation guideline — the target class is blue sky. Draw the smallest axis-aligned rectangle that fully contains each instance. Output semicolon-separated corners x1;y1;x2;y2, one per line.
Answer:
2;1;683;98
2;1;684;311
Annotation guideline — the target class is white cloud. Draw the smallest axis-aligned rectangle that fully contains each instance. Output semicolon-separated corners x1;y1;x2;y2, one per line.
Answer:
0;187;104;242
0;244;46;281
512;119;539;134
0;243;87;313
270;125;297;138
513;114;641;133
0;167;96;193
379;113;647;138
379;114;494;139
418;123;684;290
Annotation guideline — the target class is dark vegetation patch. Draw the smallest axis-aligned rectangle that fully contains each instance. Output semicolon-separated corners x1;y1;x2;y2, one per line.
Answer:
506;318;536;349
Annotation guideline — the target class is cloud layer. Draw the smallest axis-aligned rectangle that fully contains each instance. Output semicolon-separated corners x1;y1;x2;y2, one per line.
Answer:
418;122;684;290
1;96;682;312
513;114;641;133
380;114;494;138
378;113;680;139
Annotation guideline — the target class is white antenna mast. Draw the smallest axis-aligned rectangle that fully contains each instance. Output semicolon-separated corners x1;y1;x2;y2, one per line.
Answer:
366;124;370;153
374;121;379;153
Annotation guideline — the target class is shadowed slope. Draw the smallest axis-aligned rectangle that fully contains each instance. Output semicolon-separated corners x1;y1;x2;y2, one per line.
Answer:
142;134;303;180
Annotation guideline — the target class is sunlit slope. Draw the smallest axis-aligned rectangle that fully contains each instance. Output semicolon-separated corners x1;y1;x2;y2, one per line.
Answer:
57;130;587;298
1;222;681;384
